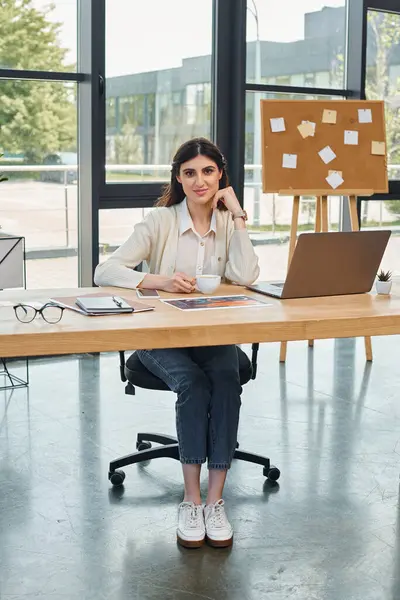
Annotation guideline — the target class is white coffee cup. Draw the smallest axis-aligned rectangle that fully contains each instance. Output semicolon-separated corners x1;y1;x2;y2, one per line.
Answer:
196;274;221;294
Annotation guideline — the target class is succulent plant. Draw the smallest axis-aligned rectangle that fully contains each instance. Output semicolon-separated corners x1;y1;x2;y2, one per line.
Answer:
377;269;392;282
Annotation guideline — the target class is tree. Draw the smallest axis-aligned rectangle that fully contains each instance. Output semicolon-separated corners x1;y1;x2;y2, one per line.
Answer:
0;0;76;163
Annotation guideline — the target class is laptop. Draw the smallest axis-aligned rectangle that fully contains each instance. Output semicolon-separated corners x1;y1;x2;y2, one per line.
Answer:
246;230;391;299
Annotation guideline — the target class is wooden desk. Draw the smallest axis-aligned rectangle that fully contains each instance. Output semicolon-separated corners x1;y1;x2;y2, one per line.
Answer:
0;284;400;358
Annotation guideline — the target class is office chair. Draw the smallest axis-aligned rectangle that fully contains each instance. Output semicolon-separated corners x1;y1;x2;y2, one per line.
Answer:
108;343;280;486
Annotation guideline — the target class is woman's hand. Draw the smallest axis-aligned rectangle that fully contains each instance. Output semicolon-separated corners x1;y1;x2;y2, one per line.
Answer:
163;272;196;294
212;186;242;215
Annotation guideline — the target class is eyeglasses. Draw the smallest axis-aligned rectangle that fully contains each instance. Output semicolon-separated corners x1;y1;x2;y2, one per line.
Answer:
13;302;65;324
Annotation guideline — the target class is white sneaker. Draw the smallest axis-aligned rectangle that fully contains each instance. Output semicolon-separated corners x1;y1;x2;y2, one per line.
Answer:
204;499;233;547
177;502;205;548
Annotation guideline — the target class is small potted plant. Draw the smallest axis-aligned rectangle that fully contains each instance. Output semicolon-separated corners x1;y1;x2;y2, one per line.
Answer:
376;269;392;295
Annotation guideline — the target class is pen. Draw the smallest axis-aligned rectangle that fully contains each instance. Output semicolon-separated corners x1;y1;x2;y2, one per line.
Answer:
112;296;122;307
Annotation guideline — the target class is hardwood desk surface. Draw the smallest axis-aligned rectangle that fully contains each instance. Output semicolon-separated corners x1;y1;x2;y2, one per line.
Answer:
0;283;400;358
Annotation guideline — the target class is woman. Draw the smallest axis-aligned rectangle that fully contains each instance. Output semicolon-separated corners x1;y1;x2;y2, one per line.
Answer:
94;137;259;549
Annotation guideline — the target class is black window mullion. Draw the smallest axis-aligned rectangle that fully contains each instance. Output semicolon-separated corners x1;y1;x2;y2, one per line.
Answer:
213;0;247;206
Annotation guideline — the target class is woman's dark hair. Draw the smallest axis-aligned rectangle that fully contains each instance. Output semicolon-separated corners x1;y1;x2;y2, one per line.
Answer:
156;137;229;209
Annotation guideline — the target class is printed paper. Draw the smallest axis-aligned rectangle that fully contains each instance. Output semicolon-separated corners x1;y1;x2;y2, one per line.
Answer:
326;172;344;189
318;146;336;164
282;153;297;169
270;117;285;133
344;130;359;145
358;108;372;123
322;109;337;124
371;141;386;155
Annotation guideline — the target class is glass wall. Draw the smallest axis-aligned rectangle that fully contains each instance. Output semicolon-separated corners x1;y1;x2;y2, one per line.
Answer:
0;1;79;289
105;0;213;183
361;8;400;276
365;10;400;181
0;81;78;288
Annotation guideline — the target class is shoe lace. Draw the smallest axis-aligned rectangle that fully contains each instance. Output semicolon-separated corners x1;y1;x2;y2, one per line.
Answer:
208;502;227;529
182;503;203;528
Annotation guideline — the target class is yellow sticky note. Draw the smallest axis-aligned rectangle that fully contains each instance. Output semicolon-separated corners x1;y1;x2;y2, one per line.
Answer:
297;122;314;138
329;170;343;177
371;141;386;156
322;109;337;124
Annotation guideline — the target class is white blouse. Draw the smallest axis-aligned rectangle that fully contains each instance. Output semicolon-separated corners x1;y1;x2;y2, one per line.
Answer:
175;199;218;277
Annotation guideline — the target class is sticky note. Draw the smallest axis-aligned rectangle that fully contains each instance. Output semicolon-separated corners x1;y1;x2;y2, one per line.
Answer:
282;153;297;169
297;122;314;138
322;109;337;124
344;130;359;145
301;120;316;136
371;141;386;155
270;117;285;133
329;170;342;177
326;172;344;189
318;146;336;164
358;108;372;123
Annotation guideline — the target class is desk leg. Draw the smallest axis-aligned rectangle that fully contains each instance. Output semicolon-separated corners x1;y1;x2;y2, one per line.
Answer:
348;195;373;362
280;195;300;363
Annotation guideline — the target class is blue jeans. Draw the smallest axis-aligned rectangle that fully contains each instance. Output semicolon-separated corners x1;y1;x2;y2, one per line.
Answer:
136;345;242;470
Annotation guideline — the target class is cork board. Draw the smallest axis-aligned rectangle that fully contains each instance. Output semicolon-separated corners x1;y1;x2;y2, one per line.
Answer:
261;99;388;195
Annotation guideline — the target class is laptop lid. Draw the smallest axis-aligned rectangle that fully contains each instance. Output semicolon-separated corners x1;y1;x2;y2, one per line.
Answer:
281;230;391;299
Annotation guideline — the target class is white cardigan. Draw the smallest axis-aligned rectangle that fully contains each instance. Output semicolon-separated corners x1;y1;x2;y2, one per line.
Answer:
94;204;260;289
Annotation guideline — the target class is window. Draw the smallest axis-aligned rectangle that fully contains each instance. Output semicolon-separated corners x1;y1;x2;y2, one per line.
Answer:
105;0;213;182
366;10;400;181
0;81;78;288
361;8;400;276
246;1;346;89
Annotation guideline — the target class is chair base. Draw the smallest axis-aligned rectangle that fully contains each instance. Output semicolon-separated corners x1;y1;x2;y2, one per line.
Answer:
108;432;281;486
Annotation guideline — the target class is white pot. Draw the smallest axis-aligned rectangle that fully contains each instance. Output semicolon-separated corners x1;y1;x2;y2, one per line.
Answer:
376;280;392;295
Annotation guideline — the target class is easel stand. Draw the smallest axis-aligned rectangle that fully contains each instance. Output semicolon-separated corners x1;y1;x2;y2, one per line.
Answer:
279;191;373;363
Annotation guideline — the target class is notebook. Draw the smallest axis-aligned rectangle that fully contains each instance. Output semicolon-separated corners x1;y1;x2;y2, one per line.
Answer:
49;292;154;316
76;295;133;314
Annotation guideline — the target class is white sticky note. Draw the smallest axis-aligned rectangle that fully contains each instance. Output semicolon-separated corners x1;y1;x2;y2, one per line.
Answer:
318;146;336;164
326;172;344;189
344;130;359;145
322;109;337;124
358;108;372;123
282;153;297;169
270;117;285;133
371;141;386;155
301;120;316;136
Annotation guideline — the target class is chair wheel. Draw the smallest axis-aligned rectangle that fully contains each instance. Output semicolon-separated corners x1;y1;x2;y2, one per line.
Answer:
137;441;152;451
109;470;125;486
263;466;280;481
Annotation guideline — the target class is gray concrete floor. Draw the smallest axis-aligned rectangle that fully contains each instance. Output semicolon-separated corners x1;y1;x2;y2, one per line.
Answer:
1;336;400;600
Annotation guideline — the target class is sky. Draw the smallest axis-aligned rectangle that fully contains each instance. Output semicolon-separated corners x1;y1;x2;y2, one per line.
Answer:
31;0;345;77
